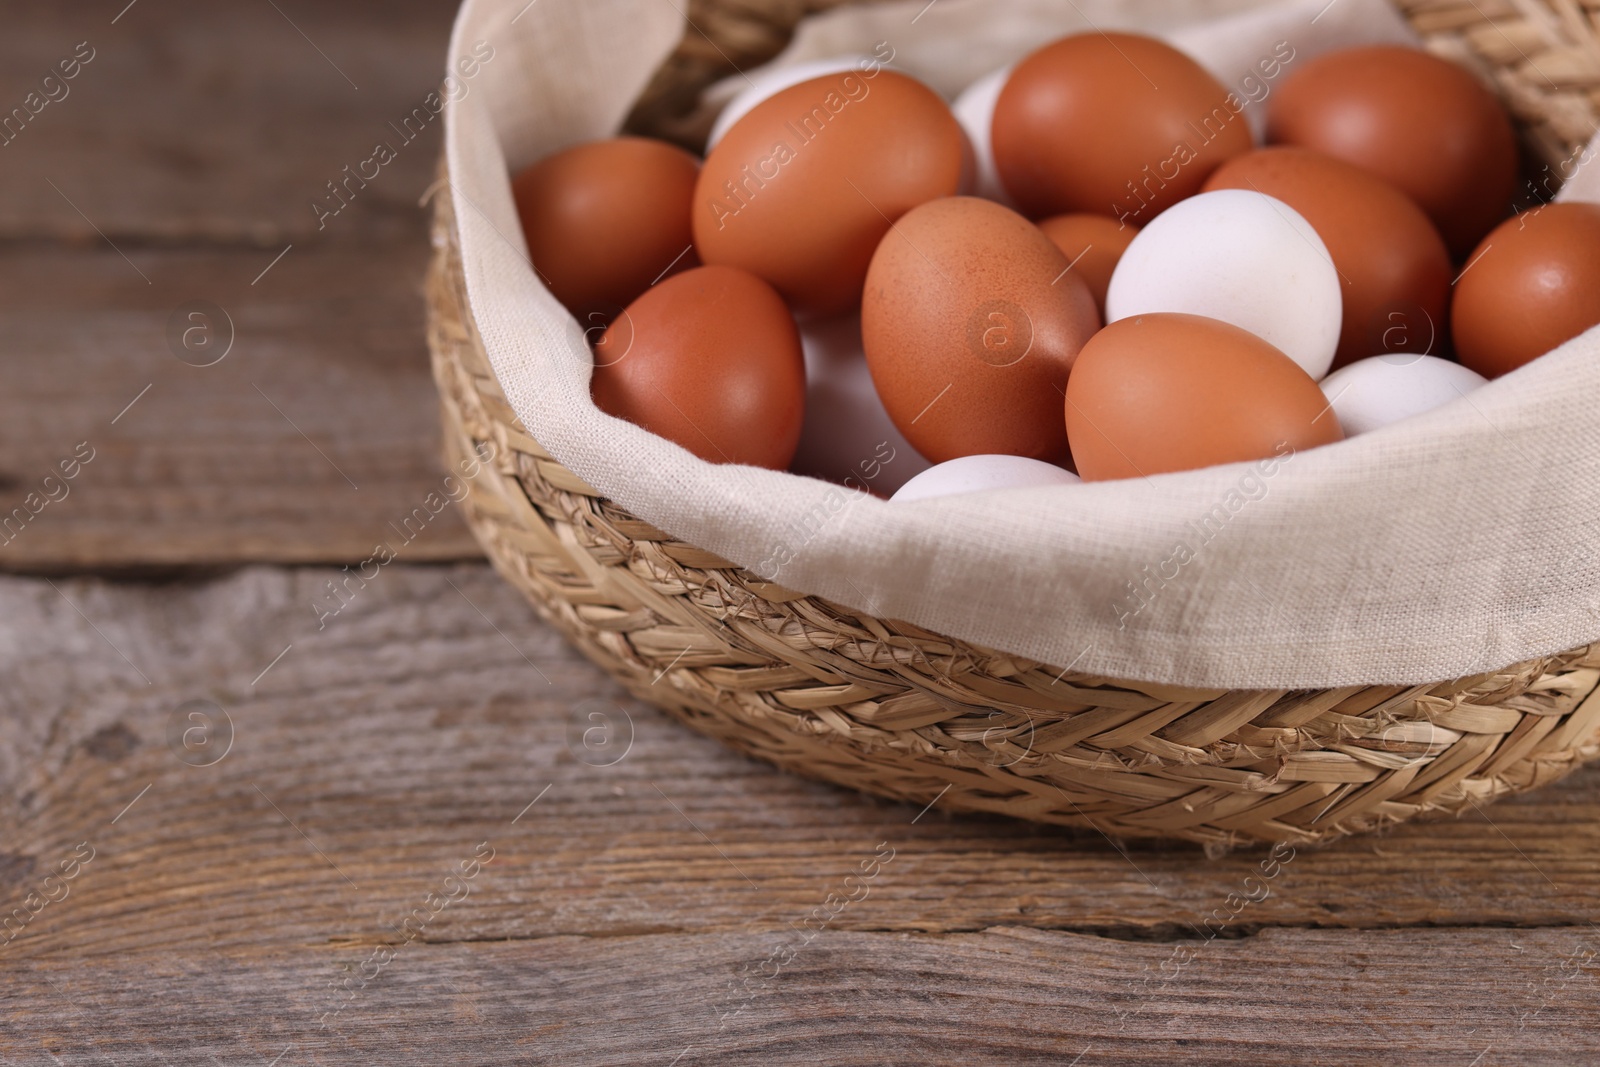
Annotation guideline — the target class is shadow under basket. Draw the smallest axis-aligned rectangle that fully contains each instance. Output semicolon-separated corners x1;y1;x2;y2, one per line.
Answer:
425;0;1600;850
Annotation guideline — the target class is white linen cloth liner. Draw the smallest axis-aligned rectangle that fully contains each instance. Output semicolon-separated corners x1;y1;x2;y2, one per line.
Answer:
443;0;1600;689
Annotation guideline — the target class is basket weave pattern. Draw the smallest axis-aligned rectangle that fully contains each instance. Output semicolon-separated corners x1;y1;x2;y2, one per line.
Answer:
429;0;1600;847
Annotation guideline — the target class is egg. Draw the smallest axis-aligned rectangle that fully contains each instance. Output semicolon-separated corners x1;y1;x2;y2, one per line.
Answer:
1105;189;1342;379
1202;147;1452;372
891;454;1079;502
1452;202;1600;378
1036;213;1138;317
1065;313;1343;481
707;55;882;150
592;265;805;469
951;65;1015;206
1318;354;1487;436
1266;46;1518;257
791;314;931;495
511;137;700;320
693;69;965;317
862;196;1100;465
991;32;1253;223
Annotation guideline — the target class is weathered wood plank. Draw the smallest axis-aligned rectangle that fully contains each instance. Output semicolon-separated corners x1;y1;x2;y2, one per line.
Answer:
1;0;1594;1056
0;0;461;243
1;927;1596;1064
2;565;1597;964
0;244;480;568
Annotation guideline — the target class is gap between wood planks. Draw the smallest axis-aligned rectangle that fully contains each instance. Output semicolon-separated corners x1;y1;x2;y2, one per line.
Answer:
0;244;483;571
2;564;1598;962
290;916;1600;948
4;926;1597;1064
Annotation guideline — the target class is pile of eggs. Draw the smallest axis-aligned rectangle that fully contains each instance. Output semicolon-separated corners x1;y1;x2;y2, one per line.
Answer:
511;34;1600;501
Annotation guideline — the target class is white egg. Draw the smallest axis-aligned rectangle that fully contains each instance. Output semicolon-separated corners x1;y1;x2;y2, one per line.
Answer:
950;65;1015;207
792;314;931;496
707;55;882;149
1105;189;1343;379
890;455;1079;502
1319;354;1488;436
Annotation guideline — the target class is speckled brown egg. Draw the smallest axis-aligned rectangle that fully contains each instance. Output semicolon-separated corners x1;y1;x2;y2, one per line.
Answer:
1452;202;1600;378
1065;313;1343;481
1202;146;1452;371
511;137;700;320
862;196;1100;465
1266;46;1518;257
1036;213;1139;317
991;33;1253;223
592;265;805;469
693;69;965;317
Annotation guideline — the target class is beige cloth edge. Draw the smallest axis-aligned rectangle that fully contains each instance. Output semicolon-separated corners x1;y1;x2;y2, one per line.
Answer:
445;0;1600;689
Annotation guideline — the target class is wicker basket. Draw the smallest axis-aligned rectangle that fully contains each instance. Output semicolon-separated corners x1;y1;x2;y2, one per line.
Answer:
426;0;1600;849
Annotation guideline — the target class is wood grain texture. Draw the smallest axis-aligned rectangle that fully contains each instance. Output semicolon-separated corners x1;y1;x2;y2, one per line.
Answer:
2;927;1597;1065
0;0;483;570
2;565;1598;970
0;0;461;244
0;243;480;569
3;0;1599;1057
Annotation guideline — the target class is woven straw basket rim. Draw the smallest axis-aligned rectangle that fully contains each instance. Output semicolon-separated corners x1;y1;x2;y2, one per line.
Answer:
426;0;1600;849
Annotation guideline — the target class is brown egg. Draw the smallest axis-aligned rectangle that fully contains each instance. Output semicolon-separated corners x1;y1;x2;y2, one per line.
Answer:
1266;46;1517;257
1453;202;1600;378
1036;214;1138;317
693;70;965;317
511;137;700;321
1065;313;1343;481
862;197;1100;464
991;33;1252;224
1202;147;1452;371
592;265;805;469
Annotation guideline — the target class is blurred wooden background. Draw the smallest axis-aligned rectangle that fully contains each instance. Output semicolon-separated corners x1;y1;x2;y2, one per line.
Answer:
0;1;1596;1062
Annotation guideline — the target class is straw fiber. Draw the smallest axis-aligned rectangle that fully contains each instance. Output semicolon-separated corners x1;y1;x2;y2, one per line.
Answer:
427;0;1600;847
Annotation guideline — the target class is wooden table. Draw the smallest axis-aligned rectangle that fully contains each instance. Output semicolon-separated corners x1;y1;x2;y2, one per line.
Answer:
2;2;1597;1062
